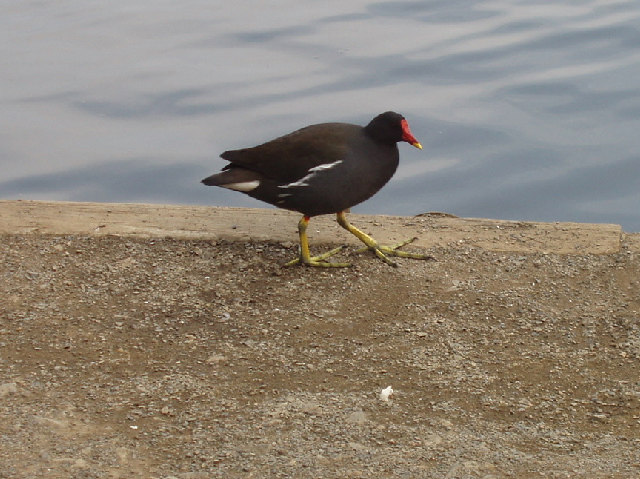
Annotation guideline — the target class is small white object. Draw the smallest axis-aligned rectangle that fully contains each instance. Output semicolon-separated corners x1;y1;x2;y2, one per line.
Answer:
222;180;260;192
379;386;394;402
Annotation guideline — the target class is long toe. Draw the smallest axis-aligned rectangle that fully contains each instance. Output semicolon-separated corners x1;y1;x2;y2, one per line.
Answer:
284;246;350;267
355;237;435;265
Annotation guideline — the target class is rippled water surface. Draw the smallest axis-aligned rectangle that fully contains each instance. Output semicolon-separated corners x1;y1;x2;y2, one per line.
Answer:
3;0;640;230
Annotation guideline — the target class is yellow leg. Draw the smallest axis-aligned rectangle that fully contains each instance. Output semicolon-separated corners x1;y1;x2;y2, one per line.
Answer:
285;216;349;267
336;211;432;267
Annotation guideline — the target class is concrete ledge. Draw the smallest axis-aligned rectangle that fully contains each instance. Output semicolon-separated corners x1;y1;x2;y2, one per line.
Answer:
0;199;625;255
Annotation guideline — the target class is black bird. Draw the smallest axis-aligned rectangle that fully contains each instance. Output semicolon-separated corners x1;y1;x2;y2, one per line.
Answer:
202;111;429;267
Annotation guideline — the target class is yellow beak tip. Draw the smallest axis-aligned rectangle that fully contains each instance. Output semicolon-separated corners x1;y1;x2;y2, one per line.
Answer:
413;142;423;150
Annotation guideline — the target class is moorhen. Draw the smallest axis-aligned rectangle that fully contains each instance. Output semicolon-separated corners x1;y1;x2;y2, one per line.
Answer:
202;111;429;267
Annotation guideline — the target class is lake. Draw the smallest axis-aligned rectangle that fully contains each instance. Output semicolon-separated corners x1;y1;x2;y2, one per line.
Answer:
2;0;640;231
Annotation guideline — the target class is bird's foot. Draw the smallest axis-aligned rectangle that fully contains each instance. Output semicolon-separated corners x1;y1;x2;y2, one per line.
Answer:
354;237;434;267
284;246;351;268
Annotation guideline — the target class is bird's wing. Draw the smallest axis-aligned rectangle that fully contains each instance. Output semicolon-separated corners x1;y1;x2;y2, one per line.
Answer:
220;123;359;183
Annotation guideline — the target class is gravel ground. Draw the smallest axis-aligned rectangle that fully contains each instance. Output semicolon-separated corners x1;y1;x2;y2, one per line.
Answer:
1;232;640;478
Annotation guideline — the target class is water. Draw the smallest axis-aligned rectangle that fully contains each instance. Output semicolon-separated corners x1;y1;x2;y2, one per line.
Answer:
2;0;640;231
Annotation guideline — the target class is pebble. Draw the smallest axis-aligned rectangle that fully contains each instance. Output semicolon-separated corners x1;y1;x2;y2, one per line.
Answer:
0;383;17;397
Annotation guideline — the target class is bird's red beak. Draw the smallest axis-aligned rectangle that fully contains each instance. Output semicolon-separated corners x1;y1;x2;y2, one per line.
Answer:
400;119;422;149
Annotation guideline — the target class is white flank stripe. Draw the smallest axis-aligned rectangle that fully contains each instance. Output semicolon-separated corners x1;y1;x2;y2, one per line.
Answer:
309;160;343;173
279;160;342;189
222;180;260;192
